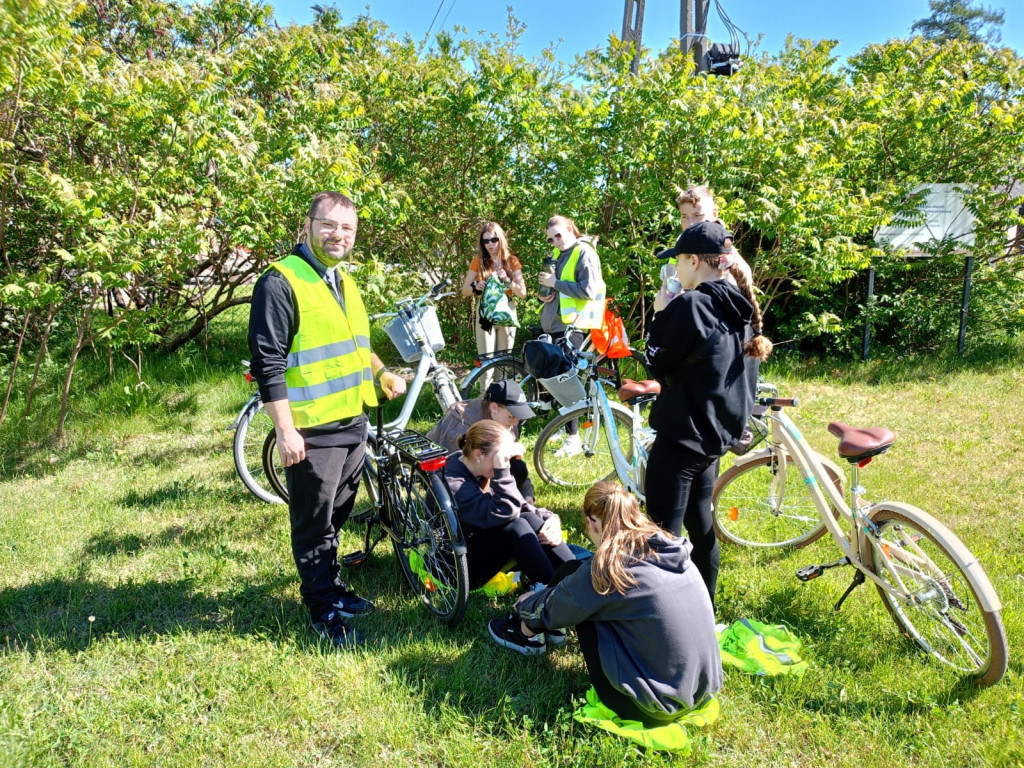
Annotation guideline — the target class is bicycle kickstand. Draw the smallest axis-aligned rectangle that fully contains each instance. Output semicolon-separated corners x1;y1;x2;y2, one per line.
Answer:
833;569;866;613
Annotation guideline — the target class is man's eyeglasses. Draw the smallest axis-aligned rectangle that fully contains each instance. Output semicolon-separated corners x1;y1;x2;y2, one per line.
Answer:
310;217;356;234
547;232;564;245
481;236;500;245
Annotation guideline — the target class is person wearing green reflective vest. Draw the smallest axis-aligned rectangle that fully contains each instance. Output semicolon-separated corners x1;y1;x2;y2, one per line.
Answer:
248;191;406;649
537;214;605;457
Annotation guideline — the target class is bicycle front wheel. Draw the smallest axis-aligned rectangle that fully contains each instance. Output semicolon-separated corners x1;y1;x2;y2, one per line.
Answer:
864;503;1007;686
712;453;842;549
460;358;538;403
234;400;284;504
533;404;634;488
391;458;469;627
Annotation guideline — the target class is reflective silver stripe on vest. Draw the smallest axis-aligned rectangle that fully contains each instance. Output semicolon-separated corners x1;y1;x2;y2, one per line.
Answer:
287;335;371;369
287;368;371;403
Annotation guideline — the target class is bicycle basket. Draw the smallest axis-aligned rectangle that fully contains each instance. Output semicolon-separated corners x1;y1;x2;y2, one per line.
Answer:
538;370;586;408
384;305;445;363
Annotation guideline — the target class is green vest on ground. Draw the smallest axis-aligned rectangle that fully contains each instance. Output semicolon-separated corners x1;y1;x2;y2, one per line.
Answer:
269;254;377;428
556;244;605;330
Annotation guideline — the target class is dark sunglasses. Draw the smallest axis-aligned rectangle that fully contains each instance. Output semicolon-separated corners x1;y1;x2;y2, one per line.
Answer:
547;232;564;245
482;236;500;245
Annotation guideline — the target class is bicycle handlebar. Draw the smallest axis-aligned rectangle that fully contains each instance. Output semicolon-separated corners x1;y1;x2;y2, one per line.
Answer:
370;278;454;322
760;396;798;409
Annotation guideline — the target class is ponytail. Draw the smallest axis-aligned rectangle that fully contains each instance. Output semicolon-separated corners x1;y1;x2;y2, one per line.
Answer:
730;265;773;362
585;482;664;596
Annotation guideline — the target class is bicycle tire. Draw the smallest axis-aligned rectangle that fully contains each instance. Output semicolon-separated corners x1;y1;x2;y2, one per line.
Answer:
234;400;284;504
533;404;635;488
864;503;1007;686
460;358;539;403
712;453;843;549
390;456;469;627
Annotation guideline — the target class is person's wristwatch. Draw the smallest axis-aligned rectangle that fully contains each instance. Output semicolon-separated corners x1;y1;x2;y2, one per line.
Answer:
374;366;390;385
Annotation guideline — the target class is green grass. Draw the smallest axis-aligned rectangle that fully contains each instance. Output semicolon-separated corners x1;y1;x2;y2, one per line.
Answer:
2;307;1023;767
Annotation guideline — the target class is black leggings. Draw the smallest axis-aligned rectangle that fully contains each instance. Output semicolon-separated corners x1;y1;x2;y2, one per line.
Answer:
545;329;585;436
465;512;575;589
644;438;720;609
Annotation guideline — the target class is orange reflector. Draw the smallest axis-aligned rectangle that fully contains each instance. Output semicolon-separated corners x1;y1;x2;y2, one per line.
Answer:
581;421;594;429
883;543;891;558
244;372;253;382
474;360;482;368
729;506;739;521
424;579;437;592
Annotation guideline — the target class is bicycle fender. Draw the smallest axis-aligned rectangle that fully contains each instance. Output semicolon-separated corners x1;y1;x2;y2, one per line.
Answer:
430;472;468;557
870;501;1003;613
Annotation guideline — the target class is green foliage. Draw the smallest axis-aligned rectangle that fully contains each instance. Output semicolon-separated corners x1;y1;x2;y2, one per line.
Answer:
1;1;1023;441
911;0;1006;46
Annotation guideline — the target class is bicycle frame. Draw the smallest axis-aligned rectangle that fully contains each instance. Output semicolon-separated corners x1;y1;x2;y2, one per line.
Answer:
762;405;1002;613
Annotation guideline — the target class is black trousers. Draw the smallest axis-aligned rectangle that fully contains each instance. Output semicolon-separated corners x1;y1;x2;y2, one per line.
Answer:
543;561;679;727
465;511;575;589
644;438;720;609
546;329;585;436
285;439;365;619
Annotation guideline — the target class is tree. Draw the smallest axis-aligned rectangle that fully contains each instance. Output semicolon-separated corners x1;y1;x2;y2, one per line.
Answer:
911;0;1005;46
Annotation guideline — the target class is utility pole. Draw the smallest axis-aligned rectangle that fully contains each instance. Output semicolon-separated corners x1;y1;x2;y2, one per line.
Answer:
681;0;710;73
621;0;645;75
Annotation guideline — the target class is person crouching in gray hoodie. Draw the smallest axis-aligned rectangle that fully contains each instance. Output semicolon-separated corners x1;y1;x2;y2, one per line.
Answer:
490;481;723;727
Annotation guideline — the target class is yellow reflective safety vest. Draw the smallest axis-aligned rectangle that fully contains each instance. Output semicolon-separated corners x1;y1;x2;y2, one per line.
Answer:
269;254;377;428
556;244;606;330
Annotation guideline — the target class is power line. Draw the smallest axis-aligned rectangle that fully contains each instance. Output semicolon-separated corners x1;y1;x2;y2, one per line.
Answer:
423;0;448;42
438;0;459;33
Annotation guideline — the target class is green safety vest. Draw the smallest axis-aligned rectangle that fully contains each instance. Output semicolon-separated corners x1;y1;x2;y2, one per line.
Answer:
556;244;606;330
269;254;377;428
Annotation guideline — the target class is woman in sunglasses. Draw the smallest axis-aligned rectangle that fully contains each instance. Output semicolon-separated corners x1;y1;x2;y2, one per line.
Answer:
537;215;606;457
462;222;527;378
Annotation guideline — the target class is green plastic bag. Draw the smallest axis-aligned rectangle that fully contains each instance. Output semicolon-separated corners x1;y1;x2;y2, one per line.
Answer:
481;275;519;327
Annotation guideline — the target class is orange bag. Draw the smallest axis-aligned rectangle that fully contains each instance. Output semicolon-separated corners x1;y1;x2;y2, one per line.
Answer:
591;307;631;359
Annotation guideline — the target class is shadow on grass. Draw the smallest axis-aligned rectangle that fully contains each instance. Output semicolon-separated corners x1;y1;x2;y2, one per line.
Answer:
117;479;243;510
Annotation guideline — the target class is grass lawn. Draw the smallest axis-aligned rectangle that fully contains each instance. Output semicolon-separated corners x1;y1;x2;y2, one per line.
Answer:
1;309;1022;767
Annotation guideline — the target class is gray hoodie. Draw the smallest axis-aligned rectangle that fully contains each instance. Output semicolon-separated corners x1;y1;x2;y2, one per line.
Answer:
516;533;723;716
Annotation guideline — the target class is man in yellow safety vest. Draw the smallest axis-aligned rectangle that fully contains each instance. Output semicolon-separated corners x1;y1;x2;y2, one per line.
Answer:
248;191;406;648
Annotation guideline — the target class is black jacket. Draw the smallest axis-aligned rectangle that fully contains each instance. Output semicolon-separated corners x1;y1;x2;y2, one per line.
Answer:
644;280;758;456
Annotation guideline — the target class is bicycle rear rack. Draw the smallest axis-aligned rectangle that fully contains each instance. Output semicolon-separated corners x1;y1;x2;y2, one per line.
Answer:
472;348;522;364
384;429;447;465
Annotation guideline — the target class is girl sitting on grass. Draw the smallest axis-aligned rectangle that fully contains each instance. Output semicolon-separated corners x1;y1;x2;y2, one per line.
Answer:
491;482;722;727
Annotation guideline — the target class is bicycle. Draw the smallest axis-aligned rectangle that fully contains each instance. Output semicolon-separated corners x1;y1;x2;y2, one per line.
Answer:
339;402;470;627
711;386;1007;686
260;280;463;504
228;364;286;505
529;331;653;492
459;303;649;405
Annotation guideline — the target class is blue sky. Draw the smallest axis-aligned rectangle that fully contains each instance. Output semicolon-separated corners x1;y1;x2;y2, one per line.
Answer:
266;1;1023;64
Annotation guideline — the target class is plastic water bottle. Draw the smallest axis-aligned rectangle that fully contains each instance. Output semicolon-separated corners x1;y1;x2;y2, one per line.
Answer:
539;255;557;298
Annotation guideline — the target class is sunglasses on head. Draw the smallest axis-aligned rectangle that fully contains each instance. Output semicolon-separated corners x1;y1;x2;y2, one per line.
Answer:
482;236;499;245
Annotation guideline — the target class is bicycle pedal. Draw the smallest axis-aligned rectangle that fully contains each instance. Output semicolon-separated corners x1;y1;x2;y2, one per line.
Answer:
796;565;824;581
342;551;367;567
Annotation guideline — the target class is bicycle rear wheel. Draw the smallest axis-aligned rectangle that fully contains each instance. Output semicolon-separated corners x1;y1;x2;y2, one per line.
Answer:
460;358;539;403
712;452;843;549
260;431;289;503
234;400;284;504
390;457;469;627
864;503;1007;686
533;404;634;488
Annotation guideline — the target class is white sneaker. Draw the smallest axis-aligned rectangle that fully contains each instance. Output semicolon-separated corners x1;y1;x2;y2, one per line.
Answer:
554;435;583;458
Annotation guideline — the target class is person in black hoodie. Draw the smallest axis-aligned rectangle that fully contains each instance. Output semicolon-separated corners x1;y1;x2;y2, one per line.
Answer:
446;420;575;591
644;221;773;609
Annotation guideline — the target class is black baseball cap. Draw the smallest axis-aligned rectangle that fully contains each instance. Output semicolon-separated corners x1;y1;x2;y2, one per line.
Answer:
657;220;734;260
484;380;536;419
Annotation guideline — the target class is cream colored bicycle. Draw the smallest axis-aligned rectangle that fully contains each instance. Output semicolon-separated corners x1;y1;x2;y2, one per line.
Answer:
712;384;1007;686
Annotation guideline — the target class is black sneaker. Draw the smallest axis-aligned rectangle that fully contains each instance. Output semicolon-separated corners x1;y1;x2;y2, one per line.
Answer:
310;610;363;648
545;629;568;647
332;583;375;618
488;615;546;655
